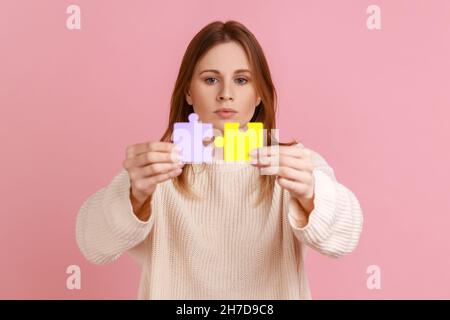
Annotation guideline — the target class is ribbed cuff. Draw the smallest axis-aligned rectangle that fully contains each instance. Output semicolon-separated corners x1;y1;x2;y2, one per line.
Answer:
102;169;154;242
288;169;337;245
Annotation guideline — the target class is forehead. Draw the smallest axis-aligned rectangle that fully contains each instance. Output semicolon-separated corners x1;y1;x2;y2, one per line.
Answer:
195;41;251;71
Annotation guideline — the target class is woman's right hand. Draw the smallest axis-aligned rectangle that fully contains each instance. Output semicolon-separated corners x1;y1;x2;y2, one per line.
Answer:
122;141;184;210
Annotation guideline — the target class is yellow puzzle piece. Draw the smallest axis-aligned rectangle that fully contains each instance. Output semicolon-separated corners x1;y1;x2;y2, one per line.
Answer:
214;122;264;161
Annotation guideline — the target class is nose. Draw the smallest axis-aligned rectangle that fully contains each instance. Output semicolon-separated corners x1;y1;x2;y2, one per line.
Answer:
218;83;234;102
219;95;233;101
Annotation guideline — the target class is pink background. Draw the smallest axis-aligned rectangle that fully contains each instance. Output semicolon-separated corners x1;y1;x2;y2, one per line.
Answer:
1;0;449;299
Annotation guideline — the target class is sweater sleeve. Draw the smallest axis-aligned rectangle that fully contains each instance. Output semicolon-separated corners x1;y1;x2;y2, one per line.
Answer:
287;149;363;258
76;169;155;265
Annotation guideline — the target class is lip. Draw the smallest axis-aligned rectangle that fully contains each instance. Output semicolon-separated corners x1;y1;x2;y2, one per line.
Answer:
214;108;237;119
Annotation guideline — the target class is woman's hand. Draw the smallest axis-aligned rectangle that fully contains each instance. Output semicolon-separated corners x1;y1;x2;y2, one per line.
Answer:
122;141;184;216
250;144;316;216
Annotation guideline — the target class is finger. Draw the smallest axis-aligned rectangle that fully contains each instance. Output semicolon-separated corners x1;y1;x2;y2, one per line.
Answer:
141;168;183;186
259;166;279;175
277;177;297;190
126;142;150;159
278;145;311;159
278;166;313;184
126;141;178;159
277;177;310;194
251;155;279;167
251;155;314;171
249;146;279;165
250;146;279;158
278;156;315;172
132;162;184;180
260;166;313;183
254;155;313;171
127;151;182;168
254;145;311;160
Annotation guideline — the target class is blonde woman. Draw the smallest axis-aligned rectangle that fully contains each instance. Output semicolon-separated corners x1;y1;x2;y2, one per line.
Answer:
76;20;363;299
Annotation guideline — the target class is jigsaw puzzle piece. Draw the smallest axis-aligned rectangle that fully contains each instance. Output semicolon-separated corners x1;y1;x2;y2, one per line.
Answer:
214;122;263;161
173;113;214;163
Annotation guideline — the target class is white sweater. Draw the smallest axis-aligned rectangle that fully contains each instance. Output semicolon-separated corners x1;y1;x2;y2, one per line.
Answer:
76;149;363;299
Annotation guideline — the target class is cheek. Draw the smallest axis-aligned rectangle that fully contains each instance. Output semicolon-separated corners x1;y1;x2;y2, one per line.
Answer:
193;86;216;107
241;90;258;113
190;85;219;122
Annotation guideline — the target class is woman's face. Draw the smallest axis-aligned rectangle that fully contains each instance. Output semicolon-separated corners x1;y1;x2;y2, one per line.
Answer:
186;41;261;133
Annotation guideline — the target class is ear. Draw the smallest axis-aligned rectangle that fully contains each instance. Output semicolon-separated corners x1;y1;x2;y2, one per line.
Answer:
256;97;261;106
185;90;193;105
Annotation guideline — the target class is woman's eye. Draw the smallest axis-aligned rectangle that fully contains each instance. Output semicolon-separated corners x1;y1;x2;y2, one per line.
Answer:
235;78;248;85
205;77;218;85
204;77;248;85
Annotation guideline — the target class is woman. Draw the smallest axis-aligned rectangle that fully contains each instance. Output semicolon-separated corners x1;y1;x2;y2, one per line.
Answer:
76;20;363;299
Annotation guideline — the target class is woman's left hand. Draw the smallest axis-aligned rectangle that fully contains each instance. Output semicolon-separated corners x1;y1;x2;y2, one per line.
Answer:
250;144;316;215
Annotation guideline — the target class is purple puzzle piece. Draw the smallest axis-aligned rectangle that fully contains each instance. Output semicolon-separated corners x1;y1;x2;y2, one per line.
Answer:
173;113;213;163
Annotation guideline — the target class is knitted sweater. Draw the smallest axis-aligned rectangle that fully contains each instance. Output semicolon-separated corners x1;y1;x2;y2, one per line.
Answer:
76;149;363;299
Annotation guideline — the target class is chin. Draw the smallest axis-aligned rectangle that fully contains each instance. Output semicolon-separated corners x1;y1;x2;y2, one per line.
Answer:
213;119;247;129
212;123;224;135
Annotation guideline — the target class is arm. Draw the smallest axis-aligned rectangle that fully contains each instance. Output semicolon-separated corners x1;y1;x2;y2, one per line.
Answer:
288;151;364;258
75;169;155;265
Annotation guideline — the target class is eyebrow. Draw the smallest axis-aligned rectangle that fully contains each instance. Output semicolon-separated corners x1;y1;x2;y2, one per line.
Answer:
199;69;252;75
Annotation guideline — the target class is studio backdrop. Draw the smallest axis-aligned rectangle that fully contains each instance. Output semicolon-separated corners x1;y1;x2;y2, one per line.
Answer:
1;0;449;299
